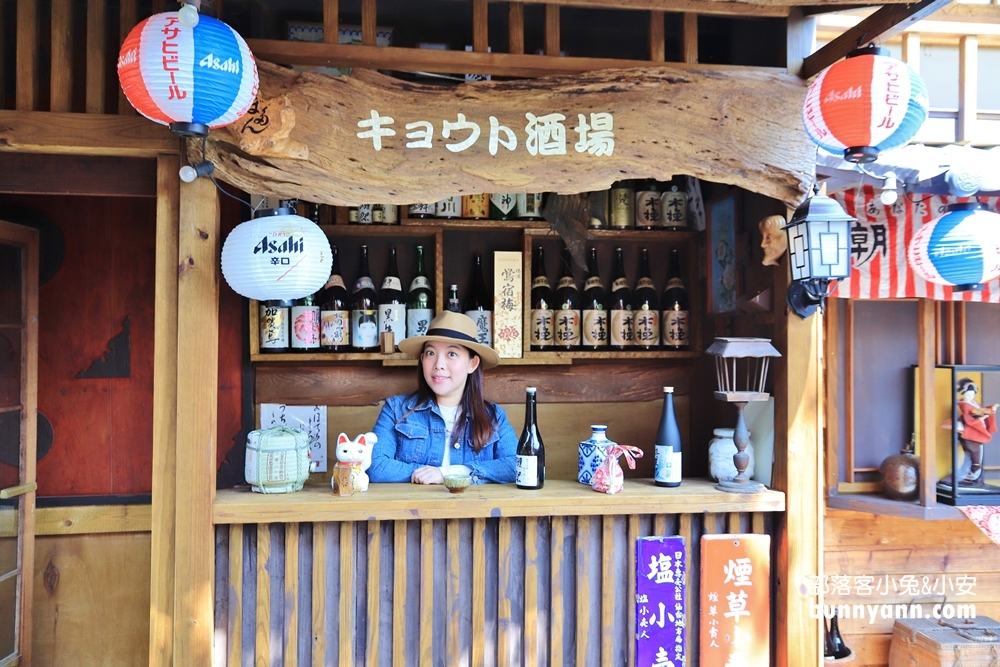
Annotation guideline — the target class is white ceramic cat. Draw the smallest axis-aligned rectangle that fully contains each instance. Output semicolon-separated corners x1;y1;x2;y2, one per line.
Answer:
333;432;376;492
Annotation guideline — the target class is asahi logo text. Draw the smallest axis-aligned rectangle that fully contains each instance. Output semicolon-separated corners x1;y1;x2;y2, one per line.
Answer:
118;48;137;68
824;86;863;103
253;235;305;254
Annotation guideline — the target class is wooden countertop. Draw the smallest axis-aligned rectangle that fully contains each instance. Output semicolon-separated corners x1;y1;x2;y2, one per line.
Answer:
213;478;786;524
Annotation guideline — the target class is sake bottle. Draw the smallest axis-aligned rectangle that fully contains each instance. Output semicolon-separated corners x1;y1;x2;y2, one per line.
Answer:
515;387;545;489
407;245;434;339
464;254;493;346
654;387;682;487
581;246;607;349
351;245;379;351
319;245;350;351
446;284;462;313
290;292;321;352
530;246;555;351
661;249;690;350
554;246;581;349
632;248;659;350
608;247;632;350
378;245;406;348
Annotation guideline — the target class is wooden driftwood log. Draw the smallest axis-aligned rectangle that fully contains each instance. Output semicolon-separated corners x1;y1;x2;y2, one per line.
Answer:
202;60;813;207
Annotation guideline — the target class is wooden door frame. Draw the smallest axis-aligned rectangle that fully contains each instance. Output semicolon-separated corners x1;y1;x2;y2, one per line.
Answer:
0;218;40;667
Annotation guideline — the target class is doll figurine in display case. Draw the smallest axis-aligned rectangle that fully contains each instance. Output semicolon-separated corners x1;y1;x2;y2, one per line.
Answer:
954;377;998;488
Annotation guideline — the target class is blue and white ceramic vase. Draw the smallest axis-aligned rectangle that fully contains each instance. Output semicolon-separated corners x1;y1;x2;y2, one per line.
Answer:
579;425;615;484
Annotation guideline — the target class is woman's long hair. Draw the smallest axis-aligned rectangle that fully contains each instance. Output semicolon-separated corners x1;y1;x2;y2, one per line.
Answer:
408;348;497;452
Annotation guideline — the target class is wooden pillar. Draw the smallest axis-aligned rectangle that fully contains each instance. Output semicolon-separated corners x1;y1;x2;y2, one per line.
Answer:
918;298;937;507
545;5;560;57
86;0;106;114
649;11;665;63
508;3;524;55
681;13;697;64
323;0;339;44
958;35;978;143
473;0;488;53
16;0;38;111
772;244;821;666
172;176;220;665
50;0;73;112
785;8;815;78
902;31;921;72
361;0;377;46
150;155;180;667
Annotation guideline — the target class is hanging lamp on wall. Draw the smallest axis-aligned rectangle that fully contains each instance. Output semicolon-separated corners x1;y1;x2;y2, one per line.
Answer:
907;202;1000;292
221;207;333;302
117;0;258;138
802;44;928;164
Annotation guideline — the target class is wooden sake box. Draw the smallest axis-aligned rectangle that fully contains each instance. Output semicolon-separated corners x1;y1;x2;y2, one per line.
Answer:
888;615;1000;667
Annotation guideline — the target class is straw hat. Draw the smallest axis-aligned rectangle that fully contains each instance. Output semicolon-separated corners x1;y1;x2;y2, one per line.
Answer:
398;311;500;369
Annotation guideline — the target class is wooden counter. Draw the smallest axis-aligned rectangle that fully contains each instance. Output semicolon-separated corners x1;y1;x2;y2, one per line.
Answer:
213;478;786;524
214;478;784;666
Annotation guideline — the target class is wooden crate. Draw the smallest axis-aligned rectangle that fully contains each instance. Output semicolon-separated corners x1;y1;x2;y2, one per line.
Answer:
888;615;1000;667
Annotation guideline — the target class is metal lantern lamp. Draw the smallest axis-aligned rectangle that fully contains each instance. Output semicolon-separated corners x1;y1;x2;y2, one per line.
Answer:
706;337;781;494
783;188;855;319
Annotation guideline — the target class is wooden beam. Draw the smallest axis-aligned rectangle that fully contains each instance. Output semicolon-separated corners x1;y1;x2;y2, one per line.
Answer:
324;0;339;43
119;0;138;115
473;0;489;53
958;34;978;142
785;7;814;77
50;0;73;113
545;4;560;56
86;0;106;114
650;11;666;62
682;13;698;64
16;0;38;111
246;39;784;78
800;0;952;79
150;154;180;667
472;0;793;16
172;176;220;666
772;232;821;667
0;154;157;196
901;31;920;72
0;110;180;156
824;299;839;497
508;2;525;55
917;299;937;507
361;0;376;47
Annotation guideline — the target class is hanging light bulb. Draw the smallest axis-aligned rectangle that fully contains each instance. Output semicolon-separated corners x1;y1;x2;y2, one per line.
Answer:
178;0;201;28
179;161;215;183
880;172;898;206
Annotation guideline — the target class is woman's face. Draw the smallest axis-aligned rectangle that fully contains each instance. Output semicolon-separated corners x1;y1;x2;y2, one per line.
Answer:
421;340;480;407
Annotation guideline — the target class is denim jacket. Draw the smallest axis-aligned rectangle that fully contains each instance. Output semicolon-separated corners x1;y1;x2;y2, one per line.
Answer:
368;393;517;484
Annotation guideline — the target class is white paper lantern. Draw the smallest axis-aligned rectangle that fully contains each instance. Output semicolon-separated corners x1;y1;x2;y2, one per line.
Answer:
221;208;332;301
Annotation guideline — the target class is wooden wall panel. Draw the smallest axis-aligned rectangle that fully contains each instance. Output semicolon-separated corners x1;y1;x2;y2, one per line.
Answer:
32;533;151;665
825;509;1000;667
216;512;770;666
0;193;156;495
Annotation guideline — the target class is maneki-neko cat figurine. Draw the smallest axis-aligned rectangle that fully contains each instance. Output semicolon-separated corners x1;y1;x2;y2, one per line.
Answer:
332;432;376;496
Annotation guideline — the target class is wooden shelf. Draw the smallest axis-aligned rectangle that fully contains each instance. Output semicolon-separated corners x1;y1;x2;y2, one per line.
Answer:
317;223;437;236
826;492;963;520
401;217;549;229
252;352;413;364
214;478;786;524
524;227;697;242
252;350;697;365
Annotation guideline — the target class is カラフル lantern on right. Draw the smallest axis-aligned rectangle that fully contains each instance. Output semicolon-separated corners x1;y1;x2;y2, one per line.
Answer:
803;45;928;164
907;203;1000;292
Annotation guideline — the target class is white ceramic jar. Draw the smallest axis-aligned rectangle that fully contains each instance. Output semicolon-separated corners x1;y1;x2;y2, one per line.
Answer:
708;427;755;482
578;425;615;485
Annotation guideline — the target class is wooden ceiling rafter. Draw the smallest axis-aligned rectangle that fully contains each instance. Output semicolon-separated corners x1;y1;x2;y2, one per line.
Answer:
799;0;954;78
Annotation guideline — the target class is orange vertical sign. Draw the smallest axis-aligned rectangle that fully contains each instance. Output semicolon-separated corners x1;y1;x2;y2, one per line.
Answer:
700;534;771;667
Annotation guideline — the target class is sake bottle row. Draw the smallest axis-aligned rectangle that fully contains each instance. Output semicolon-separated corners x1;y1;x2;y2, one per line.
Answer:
258;244;433;353
529;245;690;352
258;246;496;354
407;192;545;221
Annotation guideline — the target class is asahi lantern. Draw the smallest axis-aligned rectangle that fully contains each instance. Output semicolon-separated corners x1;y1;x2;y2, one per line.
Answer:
907;202;1000;291
802;45;928;164
117;10;258;137
221;207;332;301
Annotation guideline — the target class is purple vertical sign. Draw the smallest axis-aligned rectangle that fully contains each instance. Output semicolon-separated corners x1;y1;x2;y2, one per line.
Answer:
635;535;687;667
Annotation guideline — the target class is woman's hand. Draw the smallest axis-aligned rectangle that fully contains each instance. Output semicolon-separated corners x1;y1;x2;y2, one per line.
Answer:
411;466;445;485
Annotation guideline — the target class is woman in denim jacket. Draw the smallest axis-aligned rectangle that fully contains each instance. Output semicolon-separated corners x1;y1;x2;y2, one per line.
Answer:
369;311;517;485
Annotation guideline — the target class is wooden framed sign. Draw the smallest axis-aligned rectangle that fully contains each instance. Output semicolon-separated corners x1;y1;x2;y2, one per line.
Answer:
203;61;813;207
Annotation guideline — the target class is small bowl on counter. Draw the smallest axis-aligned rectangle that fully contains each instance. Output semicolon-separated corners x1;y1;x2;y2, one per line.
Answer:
443;474;472;494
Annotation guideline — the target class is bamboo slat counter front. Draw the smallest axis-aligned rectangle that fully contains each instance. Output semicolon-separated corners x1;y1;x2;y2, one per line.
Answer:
213;479;784;666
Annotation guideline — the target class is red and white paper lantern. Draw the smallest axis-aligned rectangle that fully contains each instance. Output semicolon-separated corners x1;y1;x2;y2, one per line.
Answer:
907;203;1000;292
118;12;258;135
221;209;332;301
803;46;928;164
